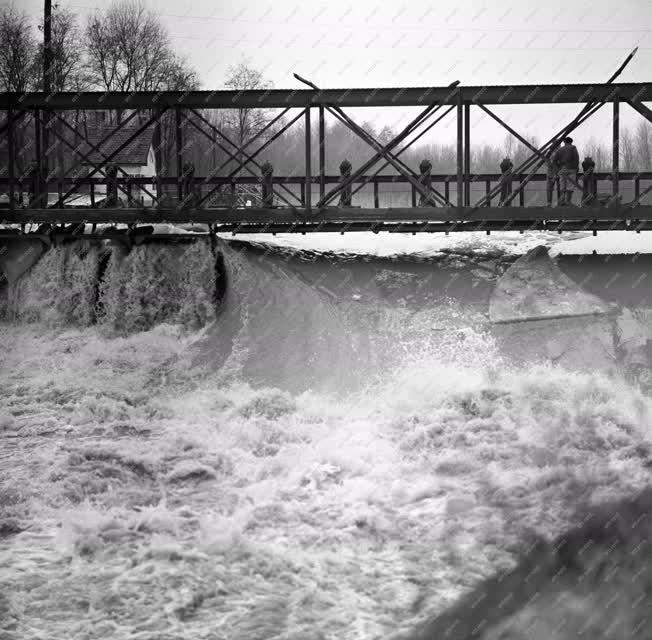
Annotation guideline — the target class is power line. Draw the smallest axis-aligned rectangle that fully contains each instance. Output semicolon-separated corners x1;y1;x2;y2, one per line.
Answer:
168;34;651;52
63;4;652;33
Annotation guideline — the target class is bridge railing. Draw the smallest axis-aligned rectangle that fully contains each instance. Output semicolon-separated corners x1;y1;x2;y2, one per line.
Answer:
2;171;652;209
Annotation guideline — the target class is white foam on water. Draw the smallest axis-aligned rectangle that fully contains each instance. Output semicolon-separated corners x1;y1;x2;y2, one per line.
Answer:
2;316;652;639
1;237;652;639
225;230;578;259
550;230;652;256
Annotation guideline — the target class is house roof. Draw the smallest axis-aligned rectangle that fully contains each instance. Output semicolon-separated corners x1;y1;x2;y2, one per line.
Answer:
80;125;155;165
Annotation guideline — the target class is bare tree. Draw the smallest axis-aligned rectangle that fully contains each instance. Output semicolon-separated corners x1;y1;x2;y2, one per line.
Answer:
0;5;37;178
85;0;184;122
223;61;273;164
0;4;36;93
502;134;514;160
86;0;169;92
85;0;199;191
635;121;652;171
584;138;608;172
35;6;83;92
620;127;635;171
377;125;395;145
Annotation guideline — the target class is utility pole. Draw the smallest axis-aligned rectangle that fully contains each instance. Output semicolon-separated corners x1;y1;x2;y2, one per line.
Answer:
43;0;52;203
43;0;52;94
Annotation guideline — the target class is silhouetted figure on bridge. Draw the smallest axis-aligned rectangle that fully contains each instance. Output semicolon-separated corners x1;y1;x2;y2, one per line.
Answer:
581;156;597;206
103;163;122;208
499;157;513;206
261;161;274;207
339;159;352;207
546;150;558;207
553;136;580;205
181;161;196;208
418;158;433;206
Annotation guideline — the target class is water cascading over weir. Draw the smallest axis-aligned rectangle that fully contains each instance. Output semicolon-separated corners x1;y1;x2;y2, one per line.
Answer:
0;235;220;332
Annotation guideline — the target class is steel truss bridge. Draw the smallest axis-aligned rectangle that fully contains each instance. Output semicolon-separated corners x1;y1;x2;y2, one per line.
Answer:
2;79;652;237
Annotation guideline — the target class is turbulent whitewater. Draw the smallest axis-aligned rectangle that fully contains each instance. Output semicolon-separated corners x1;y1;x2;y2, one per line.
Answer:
1;235;652;639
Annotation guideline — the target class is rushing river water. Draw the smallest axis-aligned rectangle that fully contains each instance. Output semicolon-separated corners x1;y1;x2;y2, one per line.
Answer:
1;234;651;639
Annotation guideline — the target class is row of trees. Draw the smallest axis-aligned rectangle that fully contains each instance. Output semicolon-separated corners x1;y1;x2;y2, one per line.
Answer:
0;1;197;96
205;116;652;177
1;0;200;181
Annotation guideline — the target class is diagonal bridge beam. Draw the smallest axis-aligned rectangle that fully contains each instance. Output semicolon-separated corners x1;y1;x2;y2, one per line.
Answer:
184;107;301;209
471;99;610;210
192;108;307;209
625;99;652;125
294;73;450;207
21;109;141;209
54;109;166;208
349;105;456;202
50;111;160;207
473;101;606;210
621;100;652;206
310;81;461;209
471;47;638;212
478;104;584;197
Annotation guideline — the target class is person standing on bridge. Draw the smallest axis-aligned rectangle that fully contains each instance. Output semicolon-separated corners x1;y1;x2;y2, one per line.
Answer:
553;136;580;206
581;156;597;206
499;157;513;206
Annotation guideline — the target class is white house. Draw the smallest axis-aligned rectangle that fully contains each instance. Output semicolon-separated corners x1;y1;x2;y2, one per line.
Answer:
78;125;157;205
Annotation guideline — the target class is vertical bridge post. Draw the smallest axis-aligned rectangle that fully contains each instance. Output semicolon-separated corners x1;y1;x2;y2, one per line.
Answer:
612;98;620;199
154;107;163;206
418;158;432;206
464;101;471;206
175;107;183;205
319;105;325;203
34;109;43;207
456;91;463;209
7;108;15;211
305;107;311;212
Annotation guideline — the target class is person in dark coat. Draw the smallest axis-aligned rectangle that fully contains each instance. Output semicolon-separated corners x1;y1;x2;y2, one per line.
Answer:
261;161;274;207
339;159;352;207
552;136;580;205
499;157;513;205
581;156;597;206
181;161;196;207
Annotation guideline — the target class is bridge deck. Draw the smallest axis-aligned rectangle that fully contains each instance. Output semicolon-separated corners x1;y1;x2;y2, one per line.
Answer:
2;206;652;235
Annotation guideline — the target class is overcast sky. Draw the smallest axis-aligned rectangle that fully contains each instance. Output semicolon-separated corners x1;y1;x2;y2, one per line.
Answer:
16;0;652;150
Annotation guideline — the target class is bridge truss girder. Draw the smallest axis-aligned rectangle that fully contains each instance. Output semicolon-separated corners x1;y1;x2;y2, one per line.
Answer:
1;81;652;223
